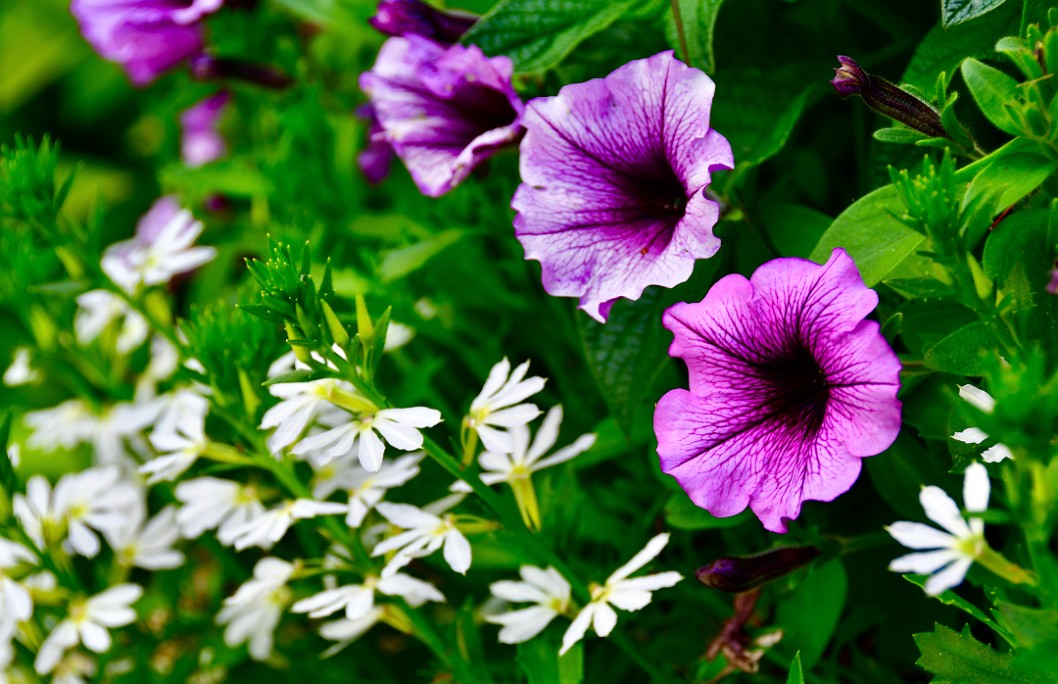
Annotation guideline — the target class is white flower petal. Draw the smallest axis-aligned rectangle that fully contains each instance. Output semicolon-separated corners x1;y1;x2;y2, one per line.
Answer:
607;533;670;584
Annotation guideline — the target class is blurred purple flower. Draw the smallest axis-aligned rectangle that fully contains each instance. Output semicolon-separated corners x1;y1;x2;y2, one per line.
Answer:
356;105;395;183
370;0;477;44
360;36;524;197
654;249;902;533
512;51;733;322
180;91;230;167
1048;261;1058;295
71;0;224;86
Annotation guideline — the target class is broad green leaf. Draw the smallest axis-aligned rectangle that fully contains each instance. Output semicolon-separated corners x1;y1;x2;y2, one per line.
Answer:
904;0;1020;89
904;575;1013;644
942;0;1010;27
776;559;847;669
960;146;1056;245
711;67;812;171
867;434;949;519
461;0;638;73
0;412;15;495
786;652;804;684
994;602;1058;648
914;623;1057;684
759;202;831;259
923;321;998;375
809;184;925;286
580;287;673;435
983;208;1055;345
665;0;726;73
378;229;465;282
960;58;1021;135
664;493;750;530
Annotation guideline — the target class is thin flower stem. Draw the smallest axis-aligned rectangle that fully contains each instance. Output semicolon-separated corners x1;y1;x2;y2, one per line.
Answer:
669;0;691;66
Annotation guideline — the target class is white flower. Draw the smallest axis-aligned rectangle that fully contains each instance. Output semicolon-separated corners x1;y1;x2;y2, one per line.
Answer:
101;205;216;292
141;390;210;483
225;499;348;551
216;557;294;660
134;336;181;400
292;406;441;473
951;384;1012;463
560;533;682;655
888;463;991;596
487;566;571;644
174;477;265;540
24;399;160;466
74;290;150;354
372;496;471;576
383;322;415;352
292;572;443;621
259;379;354;452
310;452;422;527
0;539;35;637
466;358;546;453
318;607;384;649
48;652;96;684
106;505;184;570
457;406;595;490
34;584;142;675
3;347;39;386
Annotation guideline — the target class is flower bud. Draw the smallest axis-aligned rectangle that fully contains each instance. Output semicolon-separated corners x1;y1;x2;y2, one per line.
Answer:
831;56;947;139
370;0;478;44
189;55;293;90
696;545;820;593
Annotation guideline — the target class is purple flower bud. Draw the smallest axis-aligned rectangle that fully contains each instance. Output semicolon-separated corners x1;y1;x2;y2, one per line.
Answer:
696;546;820;593
189;55;293;90
1048;261;1058;295
370;1;478;44
831;55;947;139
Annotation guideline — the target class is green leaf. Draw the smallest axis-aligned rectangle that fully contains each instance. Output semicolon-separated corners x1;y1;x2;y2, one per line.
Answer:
914;623;1057;684
711;67;811;170
960;58;1022;135
517;628;584;684
923;321;998;375
867;434;949;519
759;202;832;259
666;0;726;73
786;652;804;684
776;559;847;669
378;229;465;282
580;287;672;435
461;0;638;73
874;127;931;144
904;0;1020;89
810;184;926;286
995;602;1058;648
960;144;1056;244
0;412;16;495
664;493;750;530
942;0;1010;27
904;575;1013;644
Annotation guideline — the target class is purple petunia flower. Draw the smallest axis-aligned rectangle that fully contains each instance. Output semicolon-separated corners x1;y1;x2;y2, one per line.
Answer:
71;0;224;86
180;91;230;167
654;249;902;533
370;0;477;44
359;36;524;197
512;51;734;322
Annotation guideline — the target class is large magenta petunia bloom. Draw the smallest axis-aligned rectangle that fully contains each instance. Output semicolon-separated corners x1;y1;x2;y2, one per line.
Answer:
359;36;524;197
512;51;733;322
654;249;902;533
71;0;223;86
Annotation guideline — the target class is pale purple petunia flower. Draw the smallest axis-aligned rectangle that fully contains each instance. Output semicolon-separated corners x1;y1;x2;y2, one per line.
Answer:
370;0;477;44
180;91;230;167
359;36;524;197
512;51;734;322
653;248;902;533
71;0;224;86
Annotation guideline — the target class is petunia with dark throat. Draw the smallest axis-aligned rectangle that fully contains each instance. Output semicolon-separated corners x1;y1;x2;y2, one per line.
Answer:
512;51;733;322
654;249;902;533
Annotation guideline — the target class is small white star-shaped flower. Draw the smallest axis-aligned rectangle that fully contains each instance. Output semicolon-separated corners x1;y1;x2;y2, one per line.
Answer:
487;565;571;644
888;462;990;595
466;358;546;453
372;496;471;576
951;385;1012;463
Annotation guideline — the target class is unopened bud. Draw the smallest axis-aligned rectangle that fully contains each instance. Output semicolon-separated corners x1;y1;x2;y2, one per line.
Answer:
370;0;478;44
696;545;820;593
189;55;293;90
831;56;947;139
